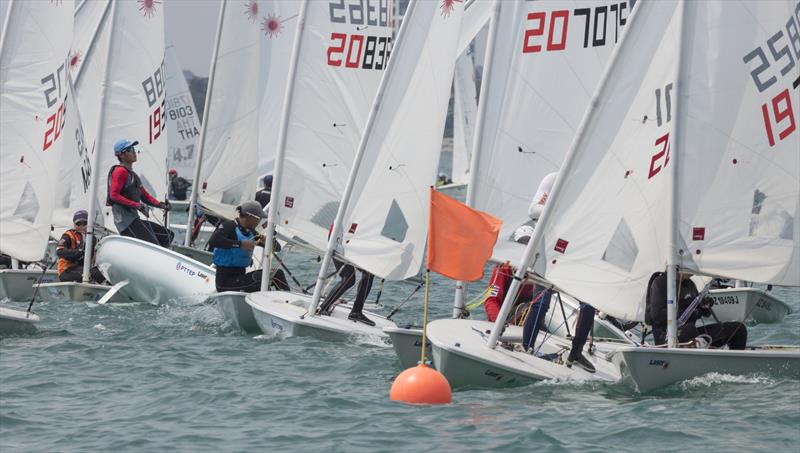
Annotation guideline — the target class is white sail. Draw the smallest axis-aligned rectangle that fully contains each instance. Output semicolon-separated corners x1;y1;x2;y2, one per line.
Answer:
69;0;110;83
0;0;74;261
52;76;97;237
194;0;278;218
469;0;633;265
339;0;466;280
257;0;302;178
73;0;168;231
533;0;682;321
275;1;393;252
675;1;800;286
164;45;200;181
451;48;478;185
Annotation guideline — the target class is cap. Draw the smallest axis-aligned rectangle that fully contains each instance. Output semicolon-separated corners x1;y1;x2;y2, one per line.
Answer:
238;201;267;219
168;168;178;175
114;138;139;155
263;174;273;188
73;209;89;223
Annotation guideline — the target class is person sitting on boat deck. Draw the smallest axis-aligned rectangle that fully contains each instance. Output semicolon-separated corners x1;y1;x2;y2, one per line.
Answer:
56;210;106;283
107;138;172;247
168;168;192;201
646;271;747;350
317;258;376;326
208;201;289;293
255;174;273;209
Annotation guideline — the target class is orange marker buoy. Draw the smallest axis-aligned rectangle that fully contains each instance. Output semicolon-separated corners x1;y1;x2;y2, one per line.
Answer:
390;363;452;405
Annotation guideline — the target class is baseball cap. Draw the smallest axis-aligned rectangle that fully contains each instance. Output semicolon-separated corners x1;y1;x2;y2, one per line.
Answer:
114;138;139;155
73;209;89;223
239;201;267;219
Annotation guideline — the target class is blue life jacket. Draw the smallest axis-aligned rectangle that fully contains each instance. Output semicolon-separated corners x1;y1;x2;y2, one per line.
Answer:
213;224;254;268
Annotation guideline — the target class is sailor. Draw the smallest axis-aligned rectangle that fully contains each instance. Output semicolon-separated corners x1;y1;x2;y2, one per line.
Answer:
255;174;272;209
107;138;172;246
646;271;747;350
56;210;106;283
168;169;192;201
208;201;289;293
318;259;376;326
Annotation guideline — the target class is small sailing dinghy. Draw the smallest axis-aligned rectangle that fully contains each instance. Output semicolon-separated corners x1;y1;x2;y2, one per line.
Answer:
405;0;632;377
436;0;799;393
1;0;74;326
247;0;466;340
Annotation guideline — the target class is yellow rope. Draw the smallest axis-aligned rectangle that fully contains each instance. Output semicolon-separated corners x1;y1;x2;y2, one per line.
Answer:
419;270;431;366
464;285;492;312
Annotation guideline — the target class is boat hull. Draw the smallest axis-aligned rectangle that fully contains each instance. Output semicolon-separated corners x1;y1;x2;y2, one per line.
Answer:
0;306;39;335
208;291;262;333
384;327;432;369
705;287;791;325
0;269;58;301
246;291;395;341
615;346;800;393
96;236;216;303
170;244;214;266
33;281;137;303
427;319;622;389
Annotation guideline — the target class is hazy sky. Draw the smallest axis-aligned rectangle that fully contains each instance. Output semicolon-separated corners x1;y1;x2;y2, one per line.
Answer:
166;0;219;78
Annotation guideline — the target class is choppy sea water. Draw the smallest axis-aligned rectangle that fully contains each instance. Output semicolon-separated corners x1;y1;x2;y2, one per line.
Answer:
3;155;799;452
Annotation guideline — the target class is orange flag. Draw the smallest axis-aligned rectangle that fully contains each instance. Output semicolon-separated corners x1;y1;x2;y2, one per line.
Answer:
426;187;502;281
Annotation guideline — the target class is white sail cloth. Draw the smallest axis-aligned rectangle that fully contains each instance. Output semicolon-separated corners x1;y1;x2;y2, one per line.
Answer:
537;0;799;322
0;0;74;261
164;46;200;180
72;0;168;231
452;49;479;185
339;0;466;280
275;2;392;252
467;0;631;266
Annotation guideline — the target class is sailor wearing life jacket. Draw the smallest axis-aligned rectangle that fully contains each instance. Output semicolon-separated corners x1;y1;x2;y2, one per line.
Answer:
56;210;106;283
107;138;171;245
207;201;289;293
254;174;273;209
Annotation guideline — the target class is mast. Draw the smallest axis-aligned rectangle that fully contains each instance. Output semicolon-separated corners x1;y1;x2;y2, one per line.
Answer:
307;0;420;316
184;0;227;246
82;0;118;283
259;0;310;291
451;0;500;318
0;0;14;59
666;0;690;348
485;0;648;349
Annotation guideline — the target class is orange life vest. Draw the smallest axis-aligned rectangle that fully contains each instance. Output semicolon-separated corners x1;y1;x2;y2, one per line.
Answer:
56;229;83;276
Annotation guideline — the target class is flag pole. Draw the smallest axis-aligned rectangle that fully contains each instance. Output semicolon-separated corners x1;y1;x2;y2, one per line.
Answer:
419;269;431;366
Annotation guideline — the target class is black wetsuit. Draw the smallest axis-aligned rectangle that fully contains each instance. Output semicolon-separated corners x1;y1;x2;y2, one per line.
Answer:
647;272;747;349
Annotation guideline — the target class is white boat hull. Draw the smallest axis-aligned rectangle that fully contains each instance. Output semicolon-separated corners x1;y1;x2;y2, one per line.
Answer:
427;319;622;389
0;269;58;301
705;287;791;325
384;326;431;369
208;291;262;333
0;306;40;334
96;236;216;303
32;281;137;304
246;291;396;341
170;244;214;266
614;346;800;393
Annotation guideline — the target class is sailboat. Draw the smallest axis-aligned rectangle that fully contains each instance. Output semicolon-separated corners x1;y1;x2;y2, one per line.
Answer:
0;0;74;330
390;0;634;370
245;0;466;340
211;0;392;332
432;0;800;392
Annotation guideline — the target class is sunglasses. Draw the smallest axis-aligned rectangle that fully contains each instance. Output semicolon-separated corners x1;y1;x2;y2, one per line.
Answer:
75;221;87;226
